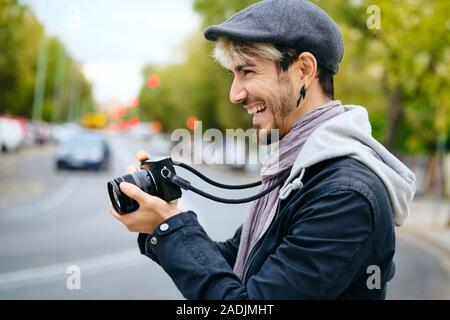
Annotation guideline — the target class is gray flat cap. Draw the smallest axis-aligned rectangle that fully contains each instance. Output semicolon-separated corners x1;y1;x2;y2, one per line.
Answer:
204;0;344;74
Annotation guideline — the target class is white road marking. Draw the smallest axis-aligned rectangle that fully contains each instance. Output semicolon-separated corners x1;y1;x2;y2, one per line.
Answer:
0;145;54;175
0;248;142;290
0;194;206;290
0;137;208;290
1;176;81;222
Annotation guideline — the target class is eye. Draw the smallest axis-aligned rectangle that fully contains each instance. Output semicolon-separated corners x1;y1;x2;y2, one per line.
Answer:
242;69;253;75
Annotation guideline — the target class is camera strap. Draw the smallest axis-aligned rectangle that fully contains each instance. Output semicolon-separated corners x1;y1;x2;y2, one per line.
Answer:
164;162;291;204
172;161;262;189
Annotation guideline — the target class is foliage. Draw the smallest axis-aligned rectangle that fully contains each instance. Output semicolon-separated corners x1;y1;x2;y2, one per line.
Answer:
0;0;94;122
137;0;449;155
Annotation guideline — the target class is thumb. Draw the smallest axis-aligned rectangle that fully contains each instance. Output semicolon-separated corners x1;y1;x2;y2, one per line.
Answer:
119;182;148;203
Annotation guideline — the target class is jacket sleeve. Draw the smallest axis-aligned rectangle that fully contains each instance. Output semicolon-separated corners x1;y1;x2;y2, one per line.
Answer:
138;225;242;268
214;225;242;268
140;188;374;299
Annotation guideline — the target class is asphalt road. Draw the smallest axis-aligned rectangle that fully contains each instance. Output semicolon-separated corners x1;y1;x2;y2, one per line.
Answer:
0;134;449;299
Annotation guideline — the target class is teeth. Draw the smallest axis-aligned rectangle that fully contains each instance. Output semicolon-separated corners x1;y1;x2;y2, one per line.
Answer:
247;104;266;115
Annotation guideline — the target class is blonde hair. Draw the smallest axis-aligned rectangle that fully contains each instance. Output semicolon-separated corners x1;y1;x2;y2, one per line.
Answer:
213;37;283;70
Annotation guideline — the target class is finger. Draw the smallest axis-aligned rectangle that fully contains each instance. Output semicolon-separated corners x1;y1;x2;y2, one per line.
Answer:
126;165;137;174
119;181;151;204
136;151;151;162
109;204;133;229
108;204;123;221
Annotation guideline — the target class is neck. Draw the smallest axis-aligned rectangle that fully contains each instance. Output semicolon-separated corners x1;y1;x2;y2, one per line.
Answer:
284;91;331;132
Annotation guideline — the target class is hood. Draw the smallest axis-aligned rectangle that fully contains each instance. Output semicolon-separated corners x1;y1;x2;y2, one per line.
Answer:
278;105;416;226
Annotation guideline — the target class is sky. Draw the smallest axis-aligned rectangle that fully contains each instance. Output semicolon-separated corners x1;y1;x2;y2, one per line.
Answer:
23;0;201;107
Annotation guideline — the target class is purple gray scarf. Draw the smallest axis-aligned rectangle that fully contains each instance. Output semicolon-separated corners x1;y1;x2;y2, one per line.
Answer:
233;100;345;278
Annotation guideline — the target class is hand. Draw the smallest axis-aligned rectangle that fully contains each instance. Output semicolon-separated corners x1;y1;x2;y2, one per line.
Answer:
109;151;180;233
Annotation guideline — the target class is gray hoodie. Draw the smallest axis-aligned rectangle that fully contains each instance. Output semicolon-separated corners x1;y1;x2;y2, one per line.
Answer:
278;105;416;227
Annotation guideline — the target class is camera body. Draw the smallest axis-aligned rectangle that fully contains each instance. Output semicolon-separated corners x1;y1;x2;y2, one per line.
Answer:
107;157;182;214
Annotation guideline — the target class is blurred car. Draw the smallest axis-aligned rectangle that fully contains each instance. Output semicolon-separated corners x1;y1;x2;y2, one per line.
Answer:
29;120;51;145
0;117;24;153
148;133;173;157
9;116;34;147
225;138;246;171
51;123;81;143
55;132;110;171
127;123;155;141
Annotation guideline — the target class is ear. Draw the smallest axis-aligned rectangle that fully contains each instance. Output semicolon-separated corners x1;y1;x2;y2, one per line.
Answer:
296;52;318;87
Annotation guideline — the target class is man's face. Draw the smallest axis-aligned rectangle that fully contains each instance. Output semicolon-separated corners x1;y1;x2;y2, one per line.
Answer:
228;55;297;143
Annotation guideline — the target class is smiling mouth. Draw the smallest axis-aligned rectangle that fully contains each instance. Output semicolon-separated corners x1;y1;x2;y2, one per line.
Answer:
247;104;267;115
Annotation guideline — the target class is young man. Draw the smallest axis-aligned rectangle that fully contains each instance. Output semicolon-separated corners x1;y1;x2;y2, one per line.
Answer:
109;0;415;299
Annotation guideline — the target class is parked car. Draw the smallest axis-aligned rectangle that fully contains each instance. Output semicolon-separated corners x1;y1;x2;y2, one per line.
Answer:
148;133;174;157
0;117;24;153
51;123;81;143
31;121;51;145
10;116;35;147
127;123;155;141
55;131;110;171
225;138;247;171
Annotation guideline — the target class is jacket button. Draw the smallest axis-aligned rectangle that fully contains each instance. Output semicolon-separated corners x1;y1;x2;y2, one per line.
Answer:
150;237;157;245
160;223;169;232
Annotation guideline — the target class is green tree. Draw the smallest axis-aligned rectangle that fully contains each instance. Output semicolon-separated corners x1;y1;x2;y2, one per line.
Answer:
314;0;450;153
0;0;43;117
137;0;449;157
0;0;94;122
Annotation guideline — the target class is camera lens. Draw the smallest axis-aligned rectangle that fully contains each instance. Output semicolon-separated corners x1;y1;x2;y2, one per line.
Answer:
107;170;158;214
112;188;121;208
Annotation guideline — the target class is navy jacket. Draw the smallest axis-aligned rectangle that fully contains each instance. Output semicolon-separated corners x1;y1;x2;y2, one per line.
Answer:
138;156;396;299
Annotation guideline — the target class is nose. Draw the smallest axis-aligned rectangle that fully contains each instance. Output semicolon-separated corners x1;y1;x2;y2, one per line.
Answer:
229;77;247;104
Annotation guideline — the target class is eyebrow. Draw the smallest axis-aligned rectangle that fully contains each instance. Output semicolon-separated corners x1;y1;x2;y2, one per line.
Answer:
235;63;255;72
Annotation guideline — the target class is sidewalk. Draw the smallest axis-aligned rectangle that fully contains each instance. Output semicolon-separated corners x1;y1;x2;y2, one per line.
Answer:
400;195;450;261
